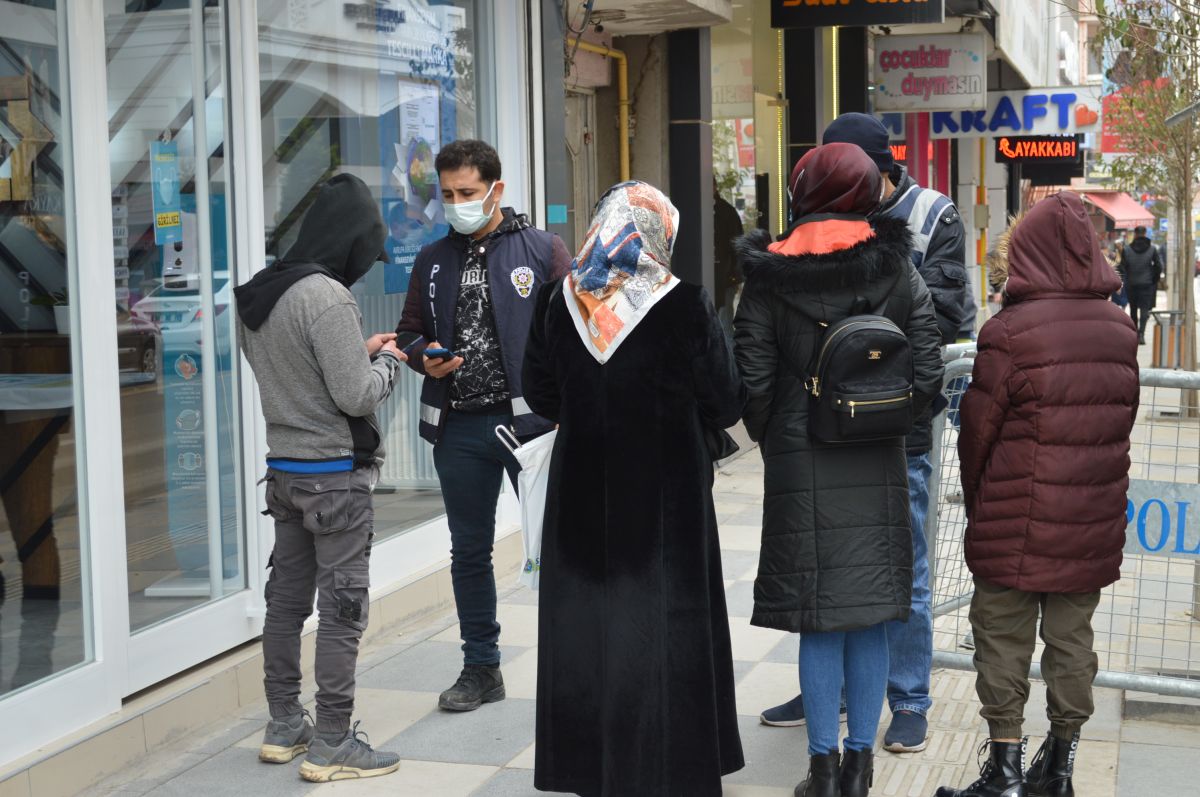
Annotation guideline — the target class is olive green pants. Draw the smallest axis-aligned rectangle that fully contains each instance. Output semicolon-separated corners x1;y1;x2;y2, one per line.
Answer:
969;576;1102;741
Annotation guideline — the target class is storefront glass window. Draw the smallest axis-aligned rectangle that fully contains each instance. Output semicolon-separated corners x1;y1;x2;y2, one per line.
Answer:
105;0;245;632
0;0;91;695
711;5;764;331
258;0;491;541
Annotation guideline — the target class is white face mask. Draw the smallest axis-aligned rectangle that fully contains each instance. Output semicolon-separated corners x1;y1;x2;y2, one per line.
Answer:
444;182;498;235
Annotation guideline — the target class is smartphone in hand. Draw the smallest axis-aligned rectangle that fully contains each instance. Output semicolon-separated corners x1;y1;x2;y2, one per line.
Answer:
394;331;426;355
424;346;457;361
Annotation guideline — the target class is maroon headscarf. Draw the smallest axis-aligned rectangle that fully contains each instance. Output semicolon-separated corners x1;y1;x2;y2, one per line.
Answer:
788;143;883;220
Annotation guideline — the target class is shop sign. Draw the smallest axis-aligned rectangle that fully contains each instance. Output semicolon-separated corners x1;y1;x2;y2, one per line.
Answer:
150;141;182;246
880;113;906;141
343;2;405;33
1101;78;1169;154
873;34;986;112
994;135;1079;164
929;85;1104;140
771;0;944;29
736;119;755;168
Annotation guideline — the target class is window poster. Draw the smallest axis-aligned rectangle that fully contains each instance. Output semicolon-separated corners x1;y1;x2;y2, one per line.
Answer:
380;79;448;294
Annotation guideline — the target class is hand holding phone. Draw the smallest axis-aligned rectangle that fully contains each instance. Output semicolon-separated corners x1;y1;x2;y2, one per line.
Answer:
423;341;463;379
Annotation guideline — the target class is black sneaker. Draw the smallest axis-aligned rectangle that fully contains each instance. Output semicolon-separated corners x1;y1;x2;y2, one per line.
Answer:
759;693;847;727
438;664;505;712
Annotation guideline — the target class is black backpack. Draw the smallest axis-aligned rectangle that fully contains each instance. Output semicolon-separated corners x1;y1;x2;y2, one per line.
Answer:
799;299;915;444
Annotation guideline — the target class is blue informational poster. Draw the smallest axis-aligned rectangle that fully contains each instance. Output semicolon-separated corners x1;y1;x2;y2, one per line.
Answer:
377;12;461;296
161;191;237;576
150;142;182;245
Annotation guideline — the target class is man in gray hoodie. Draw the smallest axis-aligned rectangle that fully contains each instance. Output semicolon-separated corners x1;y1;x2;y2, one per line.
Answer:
235;174;404;782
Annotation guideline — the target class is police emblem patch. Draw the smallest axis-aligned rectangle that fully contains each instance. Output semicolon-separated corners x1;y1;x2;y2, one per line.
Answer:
511;266;535;298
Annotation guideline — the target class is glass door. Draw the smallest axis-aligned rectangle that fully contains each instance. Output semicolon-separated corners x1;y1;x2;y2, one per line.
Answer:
0;0;92;702
104;0;253;692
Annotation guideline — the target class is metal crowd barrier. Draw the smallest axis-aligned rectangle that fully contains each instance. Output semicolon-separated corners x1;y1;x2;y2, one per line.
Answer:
928;346;1200;699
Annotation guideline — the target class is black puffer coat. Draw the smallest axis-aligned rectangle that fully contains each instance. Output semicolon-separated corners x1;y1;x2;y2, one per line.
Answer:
733;216;943;633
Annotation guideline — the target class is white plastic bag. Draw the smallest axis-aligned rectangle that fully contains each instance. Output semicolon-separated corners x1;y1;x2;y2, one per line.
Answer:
496;426;557;590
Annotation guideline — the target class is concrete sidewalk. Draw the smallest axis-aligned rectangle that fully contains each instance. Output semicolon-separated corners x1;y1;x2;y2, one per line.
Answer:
82;451;1193;797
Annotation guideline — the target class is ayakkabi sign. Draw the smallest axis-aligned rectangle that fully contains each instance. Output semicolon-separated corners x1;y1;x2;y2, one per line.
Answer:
929;85;1104;140
873;33;987;112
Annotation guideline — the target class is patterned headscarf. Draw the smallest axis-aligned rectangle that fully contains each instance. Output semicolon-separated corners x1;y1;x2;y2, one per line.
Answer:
567;181;680;363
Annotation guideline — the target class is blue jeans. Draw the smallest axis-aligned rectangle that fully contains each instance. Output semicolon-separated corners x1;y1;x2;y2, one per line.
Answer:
433;411;520;666
799;624;889;755
885;452;934;716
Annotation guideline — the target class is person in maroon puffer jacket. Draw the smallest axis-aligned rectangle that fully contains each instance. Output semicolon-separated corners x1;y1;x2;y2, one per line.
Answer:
937;192;1139;797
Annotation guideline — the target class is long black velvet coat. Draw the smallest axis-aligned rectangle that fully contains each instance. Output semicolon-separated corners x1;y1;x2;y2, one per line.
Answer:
523;278;747;797
733;217;943;634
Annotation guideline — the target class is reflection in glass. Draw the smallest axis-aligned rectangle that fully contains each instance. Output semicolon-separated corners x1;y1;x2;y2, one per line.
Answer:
0;0;89;696
105;0;244;632
258;1;490;541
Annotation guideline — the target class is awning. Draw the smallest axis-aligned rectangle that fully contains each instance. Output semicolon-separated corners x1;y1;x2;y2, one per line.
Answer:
1078;191;1155;229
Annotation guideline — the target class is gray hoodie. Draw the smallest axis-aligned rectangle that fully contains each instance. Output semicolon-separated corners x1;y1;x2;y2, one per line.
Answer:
236;174;400;465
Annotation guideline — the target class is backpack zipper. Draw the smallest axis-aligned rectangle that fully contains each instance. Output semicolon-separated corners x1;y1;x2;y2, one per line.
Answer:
839;393;912;418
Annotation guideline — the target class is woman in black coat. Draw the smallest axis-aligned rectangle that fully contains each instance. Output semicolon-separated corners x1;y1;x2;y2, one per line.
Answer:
523;181;747;796
733;144;943;797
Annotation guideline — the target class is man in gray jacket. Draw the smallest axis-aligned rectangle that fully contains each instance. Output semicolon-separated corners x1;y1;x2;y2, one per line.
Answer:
235;174;404;782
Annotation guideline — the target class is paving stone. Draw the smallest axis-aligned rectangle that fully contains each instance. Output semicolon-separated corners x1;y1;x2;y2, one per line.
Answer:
721;715;809;788
469;767;538;796
385;698;537;767
145;746;315;797
314;760;496;796
1117;741;1195;796
763;634;800;665
355;641;525;694
725;579;757;618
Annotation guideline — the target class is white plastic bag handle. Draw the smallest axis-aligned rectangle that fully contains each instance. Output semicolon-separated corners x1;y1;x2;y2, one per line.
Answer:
495;424;520;454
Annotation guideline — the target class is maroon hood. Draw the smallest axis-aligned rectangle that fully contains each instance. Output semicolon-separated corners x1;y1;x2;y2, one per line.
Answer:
1005;192;1121;303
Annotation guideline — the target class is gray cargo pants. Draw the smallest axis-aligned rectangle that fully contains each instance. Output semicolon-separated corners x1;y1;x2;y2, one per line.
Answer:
262;466;377;735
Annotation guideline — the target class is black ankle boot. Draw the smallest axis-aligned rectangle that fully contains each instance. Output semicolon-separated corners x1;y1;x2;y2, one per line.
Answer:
1025;733;1078;797
935;739;1027;797
794;751;840;797
839;748;873;797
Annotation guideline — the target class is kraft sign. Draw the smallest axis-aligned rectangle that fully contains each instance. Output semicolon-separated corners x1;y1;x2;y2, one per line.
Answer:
1125;480;1200;559
873;34;987;112
930;86;1104;140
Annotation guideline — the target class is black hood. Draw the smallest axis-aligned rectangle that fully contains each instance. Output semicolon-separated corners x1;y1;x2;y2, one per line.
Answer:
235;174;387;330
1129;237;1153;254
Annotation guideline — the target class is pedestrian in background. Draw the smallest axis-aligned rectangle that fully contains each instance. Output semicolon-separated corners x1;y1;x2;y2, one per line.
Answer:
524;181;747;796
734;144;943;797
937;192;1139;797
235;174;404;782
1118;224;1162;344
396;140;571;713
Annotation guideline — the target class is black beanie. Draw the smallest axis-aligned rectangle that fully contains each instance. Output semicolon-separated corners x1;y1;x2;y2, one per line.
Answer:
822;113;894;174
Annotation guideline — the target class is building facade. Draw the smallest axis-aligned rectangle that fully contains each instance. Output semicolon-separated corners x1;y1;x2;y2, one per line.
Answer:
0;0;539;764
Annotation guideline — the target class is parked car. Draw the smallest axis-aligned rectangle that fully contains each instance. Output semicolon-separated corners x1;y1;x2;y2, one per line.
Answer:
130;272;230;357
117;312;161;378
